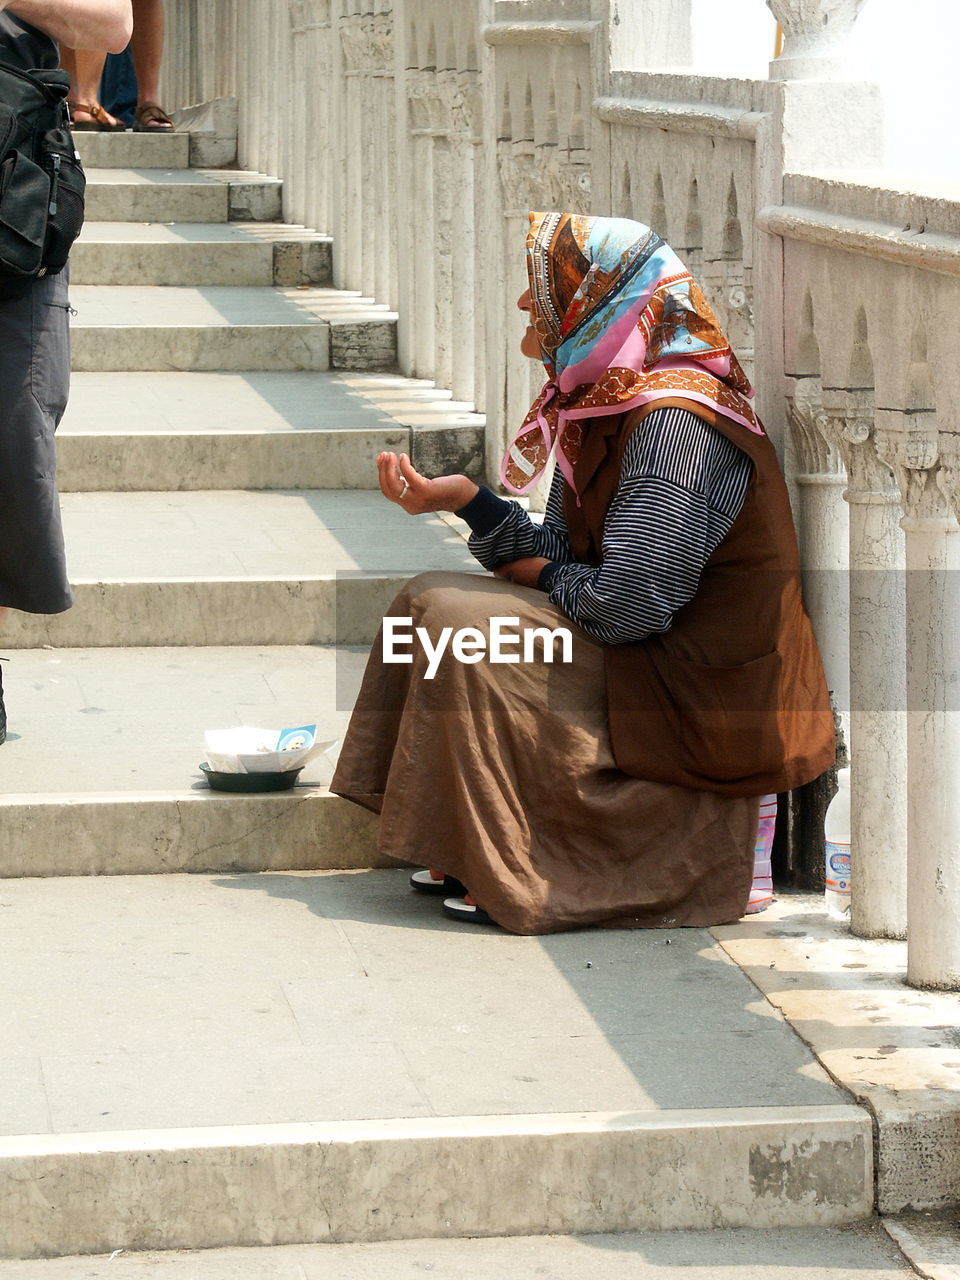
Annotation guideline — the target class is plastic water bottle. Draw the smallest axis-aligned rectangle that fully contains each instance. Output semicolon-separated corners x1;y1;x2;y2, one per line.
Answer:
824;767;851;919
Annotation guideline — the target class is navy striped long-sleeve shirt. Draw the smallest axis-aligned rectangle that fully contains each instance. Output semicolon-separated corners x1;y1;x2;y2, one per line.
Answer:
457;406;753;645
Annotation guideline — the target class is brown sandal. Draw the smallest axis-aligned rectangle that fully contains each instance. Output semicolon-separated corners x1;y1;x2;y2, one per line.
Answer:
68;101;126;132
133;101;175;132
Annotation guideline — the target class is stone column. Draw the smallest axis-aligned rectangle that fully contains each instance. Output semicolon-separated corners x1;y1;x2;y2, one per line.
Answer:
600;0;692;72
403;72;438;379
364;13;395;305
443;70;482;405
876;414;960;989
337;12;366;291
822;390;907;939
787;378;850;736
765;0;869;79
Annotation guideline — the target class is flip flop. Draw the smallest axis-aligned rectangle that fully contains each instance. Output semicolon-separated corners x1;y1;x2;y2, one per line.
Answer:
133;101;175;132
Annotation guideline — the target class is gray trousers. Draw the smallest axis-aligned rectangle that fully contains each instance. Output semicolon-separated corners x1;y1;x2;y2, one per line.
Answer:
0;268;73;614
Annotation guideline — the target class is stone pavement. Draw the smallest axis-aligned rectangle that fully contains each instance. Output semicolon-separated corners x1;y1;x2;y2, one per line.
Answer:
0;871;870;1257
0;869;843;1137
0;1225;917;1279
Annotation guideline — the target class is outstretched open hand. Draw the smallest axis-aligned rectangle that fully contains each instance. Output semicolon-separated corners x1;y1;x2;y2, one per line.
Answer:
376;451;478;515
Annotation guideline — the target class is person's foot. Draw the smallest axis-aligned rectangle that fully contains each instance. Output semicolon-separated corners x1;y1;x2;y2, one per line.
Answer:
442;894;495;925
68;101;125;131
0;659;7;745
409;868;466;896
133;101;175;132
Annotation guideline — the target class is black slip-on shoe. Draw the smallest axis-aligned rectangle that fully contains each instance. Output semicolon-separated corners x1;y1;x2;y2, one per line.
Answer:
442;896;495;926
409;868;466;896
0;660;6;745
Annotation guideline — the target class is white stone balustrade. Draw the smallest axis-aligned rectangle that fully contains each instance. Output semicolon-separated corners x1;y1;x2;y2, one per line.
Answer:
159;1;960;987
777;174;960;982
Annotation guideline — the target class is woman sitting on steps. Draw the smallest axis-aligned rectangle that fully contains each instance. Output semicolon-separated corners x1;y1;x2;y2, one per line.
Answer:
331;211;834;934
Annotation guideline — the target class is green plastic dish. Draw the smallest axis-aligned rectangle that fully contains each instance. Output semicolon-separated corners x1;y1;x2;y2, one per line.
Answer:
199;763;304;793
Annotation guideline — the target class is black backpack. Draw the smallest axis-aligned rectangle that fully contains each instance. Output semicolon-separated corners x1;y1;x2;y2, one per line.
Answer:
0;63;85;281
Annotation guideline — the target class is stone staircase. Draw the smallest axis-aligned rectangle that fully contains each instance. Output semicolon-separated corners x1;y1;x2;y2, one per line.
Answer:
0;128;874;1263
3;128;482;876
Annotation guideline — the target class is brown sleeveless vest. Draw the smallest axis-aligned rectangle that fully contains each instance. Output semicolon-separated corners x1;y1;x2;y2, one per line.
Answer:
562;398;836;797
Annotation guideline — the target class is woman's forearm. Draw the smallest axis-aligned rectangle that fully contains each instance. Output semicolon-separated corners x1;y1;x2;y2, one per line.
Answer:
3;0;133;52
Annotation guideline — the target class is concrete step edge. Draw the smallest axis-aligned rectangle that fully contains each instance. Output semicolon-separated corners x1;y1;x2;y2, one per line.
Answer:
0;1105;873;1258
70;237;333;288
83;175;284;224
0;789;385;879
70;318;396;373
54;423;485;492
77;221;330;237
73;132;191;168
70;326;331;374
0;574;437;648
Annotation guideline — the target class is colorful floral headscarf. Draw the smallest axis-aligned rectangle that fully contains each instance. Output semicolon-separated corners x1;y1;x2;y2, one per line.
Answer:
501;211;762;495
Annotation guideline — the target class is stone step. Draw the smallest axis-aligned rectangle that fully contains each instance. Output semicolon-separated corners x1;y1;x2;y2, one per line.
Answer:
0;1107;873;1258
0;868;870;1258
714;897;960;1216
1;490;475;648
69;286;397;373
73;130;191;169
71;223;332;288
0;1225;915;1278
57;372;485;491
83;168;283;224
0;644;383;878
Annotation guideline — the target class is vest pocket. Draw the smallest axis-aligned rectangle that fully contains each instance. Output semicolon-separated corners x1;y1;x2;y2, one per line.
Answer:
0;148;48;276
670;648;785;785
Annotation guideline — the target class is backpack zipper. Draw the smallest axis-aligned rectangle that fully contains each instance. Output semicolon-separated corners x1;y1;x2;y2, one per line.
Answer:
48;150;60;215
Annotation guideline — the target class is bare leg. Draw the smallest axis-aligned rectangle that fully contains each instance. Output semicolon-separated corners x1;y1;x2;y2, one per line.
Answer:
60;46;123;128
130;0;172;127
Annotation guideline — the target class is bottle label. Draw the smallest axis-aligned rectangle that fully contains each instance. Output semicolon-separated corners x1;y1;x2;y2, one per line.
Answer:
825;841;851;893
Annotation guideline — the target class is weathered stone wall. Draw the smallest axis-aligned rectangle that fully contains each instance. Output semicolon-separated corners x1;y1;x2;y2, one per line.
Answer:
161;0;960;990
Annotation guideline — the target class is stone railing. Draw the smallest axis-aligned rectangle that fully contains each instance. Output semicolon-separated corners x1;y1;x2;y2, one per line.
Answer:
767;173;960;988
160;0;960;990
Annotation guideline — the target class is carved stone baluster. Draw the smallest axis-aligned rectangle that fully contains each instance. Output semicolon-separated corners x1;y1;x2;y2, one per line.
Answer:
444;69;482;404
404;71;438;377
288;0;330;227
337;12;366;291
822;390;907;940
875;413;960;989
361;13;393;303
765;0;869;79
788;377;850;734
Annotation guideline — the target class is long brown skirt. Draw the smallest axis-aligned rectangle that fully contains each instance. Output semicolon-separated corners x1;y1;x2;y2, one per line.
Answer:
331;571;758;935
